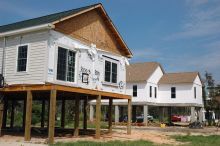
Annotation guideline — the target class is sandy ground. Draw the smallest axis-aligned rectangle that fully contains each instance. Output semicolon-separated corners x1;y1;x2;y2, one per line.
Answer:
1;126;220;146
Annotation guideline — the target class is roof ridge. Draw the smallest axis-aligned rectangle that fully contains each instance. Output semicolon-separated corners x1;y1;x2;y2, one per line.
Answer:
0;3;100;28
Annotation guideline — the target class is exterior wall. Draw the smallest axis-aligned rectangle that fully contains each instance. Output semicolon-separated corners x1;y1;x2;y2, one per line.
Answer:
158;78;203;106
0;30;49;85
47;30;127;94
0;38;3;74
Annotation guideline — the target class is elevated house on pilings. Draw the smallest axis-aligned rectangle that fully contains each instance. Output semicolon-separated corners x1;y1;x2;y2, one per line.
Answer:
91;62;203;125
0;3;132;144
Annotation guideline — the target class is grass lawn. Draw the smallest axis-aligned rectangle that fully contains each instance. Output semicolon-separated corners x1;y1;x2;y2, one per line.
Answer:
51;140;154;146
51;135;220;146
174;135;220;146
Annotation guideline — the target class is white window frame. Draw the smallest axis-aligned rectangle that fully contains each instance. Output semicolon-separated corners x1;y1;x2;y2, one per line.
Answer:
16;44;29;73
103;56;119;86
55;45;77;84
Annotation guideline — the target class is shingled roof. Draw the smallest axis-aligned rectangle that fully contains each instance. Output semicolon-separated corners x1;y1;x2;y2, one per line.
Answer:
158;72;199;84
126;62;163;82
0;4;98;33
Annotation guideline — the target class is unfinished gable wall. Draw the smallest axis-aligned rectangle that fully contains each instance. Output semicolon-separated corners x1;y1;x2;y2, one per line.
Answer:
54;9;125;57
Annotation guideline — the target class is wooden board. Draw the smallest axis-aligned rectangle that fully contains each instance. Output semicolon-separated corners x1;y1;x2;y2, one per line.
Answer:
0;84;131;100
55;9;127;57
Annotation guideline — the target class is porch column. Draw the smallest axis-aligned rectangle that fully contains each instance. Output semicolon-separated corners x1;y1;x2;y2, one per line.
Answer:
83;98;88;130
89;105;94;122
108;98;113;133
41;100;45;128
115;105;119;123
10;100;15;128
127;99;131;135
191;106;196;123
24;90;33;141
143;105;148;125
48;89;57;144
199;107;203;123
0;98;3;136
95;95;101;139
74;98;80;137
61;98;65;128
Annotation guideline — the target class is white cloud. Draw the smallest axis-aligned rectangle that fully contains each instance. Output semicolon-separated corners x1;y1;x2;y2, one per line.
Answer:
165;0;220;40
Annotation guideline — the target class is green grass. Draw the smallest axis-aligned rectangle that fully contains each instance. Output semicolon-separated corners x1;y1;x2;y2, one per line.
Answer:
51;135;220;146
173;135;220;146
51;140;154;146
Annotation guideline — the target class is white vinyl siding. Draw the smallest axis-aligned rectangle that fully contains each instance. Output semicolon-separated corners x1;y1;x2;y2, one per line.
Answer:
4;31;48;85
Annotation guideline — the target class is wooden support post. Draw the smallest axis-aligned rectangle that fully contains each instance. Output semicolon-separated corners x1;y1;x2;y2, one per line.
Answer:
127;99;131;135
95;95;101;139
2;98;8;128
10;100;15;128
0;97;4;136
41;100;45;128
108;98;113;133
24;91;33;141
83;98;88;130
48;89;57;144
61;98;65;128
22;98;26;129
74;98;80;137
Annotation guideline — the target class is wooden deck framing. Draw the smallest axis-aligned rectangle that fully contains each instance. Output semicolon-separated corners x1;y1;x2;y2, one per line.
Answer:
0;84;131;144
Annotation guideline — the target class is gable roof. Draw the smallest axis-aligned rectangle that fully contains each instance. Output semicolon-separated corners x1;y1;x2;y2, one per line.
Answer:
158;72;200;84
0;3;132;58
0;4;98;33
126;62;163;82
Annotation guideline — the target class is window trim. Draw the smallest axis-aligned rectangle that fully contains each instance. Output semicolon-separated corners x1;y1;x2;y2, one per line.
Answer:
55;45;77;84
171;87;176;99
103;56;118;85
16;44;29;73
133;85;137;97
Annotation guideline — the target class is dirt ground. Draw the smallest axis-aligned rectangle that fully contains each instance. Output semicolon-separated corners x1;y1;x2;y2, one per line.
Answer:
1;126;220;146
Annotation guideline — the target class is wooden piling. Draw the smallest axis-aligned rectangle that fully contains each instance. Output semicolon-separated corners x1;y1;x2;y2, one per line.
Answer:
24;91;33;141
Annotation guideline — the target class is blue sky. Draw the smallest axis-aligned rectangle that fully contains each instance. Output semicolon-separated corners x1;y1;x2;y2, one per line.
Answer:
0;0;220;83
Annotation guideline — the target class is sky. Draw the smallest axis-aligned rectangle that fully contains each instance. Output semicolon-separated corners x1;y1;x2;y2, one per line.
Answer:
0;0;220;84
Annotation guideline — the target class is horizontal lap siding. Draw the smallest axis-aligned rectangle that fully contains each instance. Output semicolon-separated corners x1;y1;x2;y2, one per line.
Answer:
4;31;48;85
0;39;3;74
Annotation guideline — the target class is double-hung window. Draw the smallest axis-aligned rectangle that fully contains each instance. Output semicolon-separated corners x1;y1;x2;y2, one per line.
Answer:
155;87;157;98
194;87;196;99
17;45;28;72
133;85;137;97
149;86;152;97
57;47;76;82
171;87;176;98
104;60;118;84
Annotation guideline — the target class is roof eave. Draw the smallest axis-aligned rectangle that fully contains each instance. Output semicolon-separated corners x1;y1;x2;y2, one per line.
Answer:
0;23;55;37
